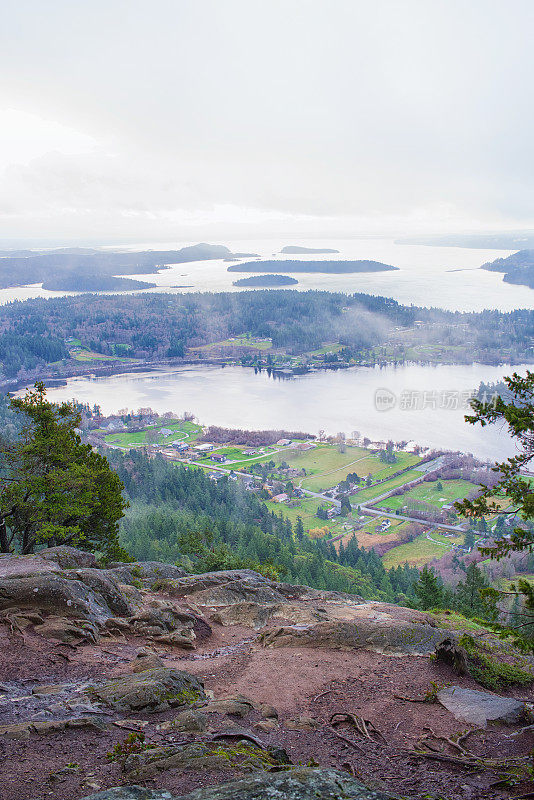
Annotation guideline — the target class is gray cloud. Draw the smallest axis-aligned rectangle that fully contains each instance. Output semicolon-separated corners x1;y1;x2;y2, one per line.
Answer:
0;0;533;238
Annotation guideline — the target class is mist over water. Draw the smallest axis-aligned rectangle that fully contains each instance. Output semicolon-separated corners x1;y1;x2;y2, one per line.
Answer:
43;362;530;461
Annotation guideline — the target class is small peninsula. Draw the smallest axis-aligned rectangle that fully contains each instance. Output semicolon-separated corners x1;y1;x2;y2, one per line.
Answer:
232;274;298;287
227;259;398;274
481;249;534;289
280;245;340;254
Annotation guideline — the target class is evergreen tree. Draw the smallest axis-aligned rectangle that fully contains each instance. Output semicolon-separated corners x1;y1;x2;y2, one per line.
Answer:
414;566;443;610
0;383;126;556
454;562;497;619
464;530;475;550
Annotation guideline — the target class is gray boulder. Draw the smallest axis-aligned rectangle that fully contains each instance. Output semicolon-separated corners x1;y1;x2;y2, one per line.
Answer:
0;574;112;623
437;685;529;727
259;620;449;655
40;546;98;569
158;570;273;599
88;667;205;712
82;769;399;799
0;554;61;579
71;569;135;617
106;561;187;584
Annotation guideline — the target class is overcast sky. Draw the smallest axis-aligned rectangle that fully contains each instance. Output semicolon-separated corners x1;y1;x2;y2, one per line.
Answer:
0;0;533;241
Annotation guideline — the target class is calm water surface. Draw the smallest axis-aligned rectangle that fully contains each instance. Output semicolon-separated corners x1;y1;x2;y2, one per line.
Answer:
1;237;532;312
42;363;531;461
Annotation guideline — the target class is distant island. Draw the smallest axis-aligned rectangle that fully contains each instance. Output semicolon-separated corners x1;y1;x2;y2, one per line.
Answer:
227;259;398;274
280;246;340;254
232;274;299;287
42;275;156;291
0;243;247;291
481;249;534;289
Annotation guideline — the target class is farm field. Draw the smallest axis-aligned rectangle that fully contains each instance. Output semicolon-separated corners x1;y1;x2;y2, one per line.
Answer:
198;445;278;467
376;478;474;512
382;530;465;568
349;469;424;505
70;347;138;363
263;496;337;530
499;574;534;590
104;420;201;448
270;445;421;493
349;519;414;551
193;335;272;351
310;342;344;356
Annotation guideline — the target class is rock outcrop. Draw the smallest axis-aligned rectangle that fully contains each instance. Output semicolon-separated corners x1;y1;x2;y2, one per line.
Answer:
259;616;448;656
0;574;114;623
1;547;532;800
88;667;206;712
83;768;399;799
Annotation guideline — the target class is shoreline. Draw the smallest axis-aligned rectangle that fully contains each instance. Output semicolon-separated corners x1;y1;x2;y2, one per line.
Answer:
4;354;528;396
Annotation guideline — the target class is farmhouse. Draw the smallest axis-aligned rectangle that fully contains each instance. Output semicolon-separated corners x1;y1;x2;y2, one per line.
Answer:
195;443;214;452
289;441;316;452
272;493;289;503
210;454;227;463
276;439;291;447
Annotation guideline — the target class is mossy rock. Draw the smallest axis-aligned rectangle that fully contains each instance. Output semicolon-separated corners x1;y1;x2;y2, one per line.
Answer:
88;668;205;713
83;768;401;799
124;739;290;780
459;634;534;691
260;620;450;655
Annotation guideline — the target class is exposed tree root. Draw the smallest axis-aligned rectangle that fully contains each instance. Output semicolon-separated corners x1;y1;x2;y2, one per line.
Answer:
329;712;386;744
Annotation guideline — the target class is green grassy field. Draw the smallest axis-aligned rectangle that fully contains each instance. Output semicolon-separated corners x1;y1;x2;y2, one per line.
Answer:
310;342;344;356
197;446;251;463
357;515;407;536
194;335;272;351
70;348;137;363
104;420;201;448
349;469;424;505
205;446;280;471
263;496;336;529
500;574;534;590
269;445;421;493
377;478;474;512
382;530;464;568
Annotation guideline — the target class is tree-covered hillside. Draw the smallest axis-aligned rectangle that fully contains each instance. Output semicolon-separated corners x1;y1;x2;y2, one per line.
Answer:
108;448;419;602
0;289;533;380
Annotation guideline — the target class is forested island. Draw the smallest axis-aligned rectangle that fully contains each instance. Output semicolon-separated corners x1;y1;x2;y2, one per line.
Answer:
228;259;398;273
280;245;340;254
42;274;156;291
232;274;298;287
481;249;534;289
0;289;532;385
0;242;239;289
